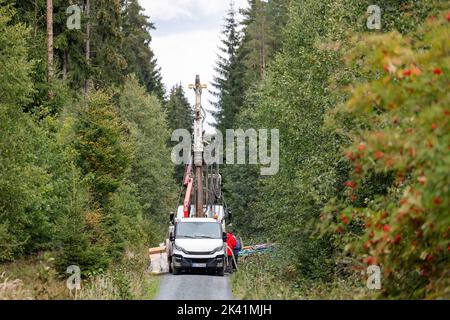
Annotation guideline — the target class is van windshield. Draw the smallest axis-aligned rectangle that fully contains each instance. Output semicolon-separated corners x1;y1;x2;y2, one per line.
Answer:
176;222;222;239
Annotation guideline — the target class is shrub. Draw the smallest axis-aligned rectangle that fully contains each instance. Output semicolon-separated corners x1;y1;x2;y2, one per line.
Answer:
322;13;450;299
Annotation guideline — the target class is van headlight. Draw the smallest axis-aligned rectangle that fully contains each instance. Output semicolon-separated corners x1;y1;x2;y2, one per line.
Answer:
174;244;188;254
211;246;224;254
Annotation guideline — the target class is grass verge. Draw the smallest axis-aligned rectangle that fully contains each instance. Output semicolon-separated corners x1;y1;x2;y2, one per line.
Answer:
0;248;160;300
231;254;377;300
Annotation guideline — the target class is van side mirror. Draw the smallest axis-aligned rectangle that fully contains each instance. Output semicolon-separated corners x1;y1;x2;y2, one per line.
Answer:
223;232;227;242
227;209;232;222
170;233;175;242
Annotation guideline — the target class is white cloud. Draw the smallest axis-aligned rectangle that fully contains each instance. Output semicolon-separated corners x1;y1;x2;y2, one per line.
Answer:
139;0;249;132
141;0;248;21
141;0;193;21
152;28;221;131
152;29;219;85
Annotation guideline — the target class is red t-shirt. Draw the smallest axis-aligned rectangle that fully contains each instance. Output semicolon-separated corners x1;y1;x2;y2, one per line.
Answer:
226;233;236;256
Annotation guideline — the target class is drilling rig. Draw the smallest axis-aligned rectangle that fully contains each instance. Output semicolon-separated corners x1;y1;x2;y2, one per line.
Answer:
181;75;225;221
147;75;228;276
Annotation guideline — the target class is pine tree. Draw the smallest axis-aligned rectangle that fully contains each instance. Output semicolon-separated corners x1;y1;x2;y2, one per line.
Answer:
89;0;127;88
239;0;289;84
211;0;244;132
122;0;165;101
53;0;87;90
3;0;73;113
165;84;193;133
0;4;39;260
165;84;193;182
211;0;289;132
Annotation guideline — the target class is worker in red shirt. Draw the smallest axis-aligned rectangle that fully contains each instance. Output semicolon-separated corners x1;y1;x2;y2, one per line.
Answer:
226;226;237;273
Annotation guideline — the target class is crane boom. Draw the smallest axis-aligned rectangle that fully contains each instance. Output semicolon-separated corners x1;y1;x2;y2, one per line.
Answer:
189;75;207;217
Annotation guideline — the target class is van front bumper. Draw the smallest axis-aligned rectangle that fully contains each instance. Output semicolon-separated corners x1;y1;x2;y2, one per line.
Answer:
173;254;224;269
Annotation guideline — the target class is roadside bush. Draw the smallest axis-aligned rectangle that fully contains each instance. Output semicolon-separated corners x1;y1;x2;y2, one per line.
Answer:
74;91;135;206
103;184;146;259
118;75;177;219
322;14;450;299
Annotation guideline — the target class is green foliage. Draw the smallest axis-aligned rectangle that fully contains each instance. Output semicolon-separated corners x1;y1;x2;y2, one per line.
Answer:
232;254;371;300
224;0;446;299
0;0;175;281
165;83;193;181
165;84;193;134
6;0;164;103
233;0;347;280
239;0;289;83
211;1;244;132
122;0;165;101
56;83;175;274
2;0;448;301
213;1;290;243
321;15;450;299
90;0;127;87
55;213;111;277
103;184;146;259
212;0;290;133
79;247;161;300
0;3;34;105
74;91;134;205
118;76;177;219
0;5;52;259
0;104;92;262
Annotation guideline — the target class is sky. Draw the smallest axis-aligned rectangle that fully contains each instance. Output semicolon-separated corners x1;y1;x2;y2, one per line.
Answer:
139;0;249;133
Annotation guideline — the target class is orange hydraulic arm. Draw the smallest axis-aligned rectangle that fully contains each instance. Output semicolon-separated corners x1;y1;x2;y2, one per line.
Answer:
183;165;193;218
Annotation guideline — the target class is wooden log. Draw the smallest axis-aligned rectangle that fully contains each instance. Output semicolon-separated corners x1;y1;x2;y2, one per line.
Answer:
149;246;166;255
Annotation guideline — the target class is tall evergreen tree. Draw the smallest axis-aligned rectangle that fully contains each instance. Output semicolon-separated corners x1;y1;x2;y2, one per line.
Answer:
213;1;289;236
165;84;193;181
238;0;289;84
89;0;127;87
165;84;193;133
6;0;165;107
122;0;165;101
211;0;244;132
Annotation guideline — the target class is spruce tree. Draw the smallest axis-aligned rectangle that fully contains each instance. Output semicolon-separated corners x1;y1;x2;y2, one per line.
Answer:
165;84;193;182
89;0;126;87
166;84;193;133
239;0;289;85
211;0;244;132
122;0;165;101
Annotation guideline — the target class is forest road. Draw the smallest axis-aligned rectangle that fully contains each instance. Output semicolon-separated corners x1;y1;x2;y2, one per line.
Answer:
156;272;234;300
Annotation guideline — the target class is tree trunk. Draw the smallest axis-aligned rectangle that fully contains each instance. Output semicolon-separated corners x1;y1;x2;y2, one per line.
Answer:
34;0;38;37
260;2;266;79
46;0;53;96
62;51;68;80
84;0;91;110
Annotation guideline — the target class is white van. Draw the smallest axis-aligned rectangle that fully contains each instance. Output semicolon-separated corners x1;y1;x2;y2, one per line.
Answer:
167;217;226;276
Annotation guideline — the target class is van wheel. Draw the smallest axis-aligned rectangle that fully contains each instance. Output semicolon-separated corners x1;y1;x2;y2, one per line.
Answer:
172;266;180;275
217;268;224;277
171;259;180;275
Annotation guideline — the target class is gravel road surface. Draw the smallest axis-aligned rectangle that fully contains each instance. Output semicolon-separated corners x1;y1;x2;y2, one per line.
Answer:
156;272;234;300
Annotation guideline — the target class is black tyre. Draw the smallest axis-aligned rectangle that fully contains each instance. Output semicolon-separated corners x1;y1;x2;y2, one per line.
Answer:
170;258;180;275
217;267;224;277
